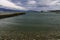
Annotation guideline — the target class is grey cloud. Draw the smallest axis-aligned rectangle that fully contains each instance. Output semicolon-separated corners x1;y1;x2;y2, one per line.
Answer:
1;0;60;11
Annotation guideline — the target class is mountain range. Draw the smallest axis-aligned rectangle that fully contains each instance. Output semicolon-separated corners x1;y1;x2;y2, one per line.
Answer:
0;7;26;12
0;7;39;12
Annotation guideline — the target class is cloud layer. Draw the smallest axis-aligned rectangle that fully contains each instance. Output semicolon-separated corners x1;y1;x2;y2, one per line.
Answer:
0;0;60;11
0;0;28;10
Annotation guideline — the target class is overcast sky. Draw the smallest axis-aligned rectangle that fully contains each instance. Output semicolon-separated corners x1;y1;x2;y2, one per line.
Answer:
0;0;60;11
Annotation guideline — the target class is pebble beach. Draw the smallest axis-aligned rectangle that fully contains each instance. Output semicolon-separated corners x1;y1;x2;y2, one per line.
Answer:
0;31;60;40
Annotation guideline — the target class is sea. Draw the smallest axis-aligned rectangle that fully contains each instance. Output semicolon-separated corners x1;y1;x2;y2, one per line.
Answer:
0;12;60;31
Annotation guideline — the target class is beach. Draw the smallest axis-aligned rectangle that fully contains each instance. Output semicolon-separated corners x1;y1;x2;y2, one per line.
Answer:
0;31;60;40
0;12;60;40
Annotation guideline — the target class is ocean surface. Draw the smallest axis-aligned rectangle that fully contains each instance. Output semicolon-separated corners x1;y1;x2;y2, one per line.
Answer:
0;12;60;31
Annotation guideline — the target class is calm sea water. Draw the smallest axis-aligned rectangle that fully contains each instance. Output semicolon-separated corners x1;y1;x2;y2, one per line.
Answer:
0;12;60;31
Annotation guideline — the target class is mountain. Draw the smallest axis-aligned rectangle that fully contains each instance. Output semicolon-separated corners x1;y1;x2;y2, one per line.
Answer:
25;10;39;12
0;8;25;12
0;6;40;12
0;8;39;12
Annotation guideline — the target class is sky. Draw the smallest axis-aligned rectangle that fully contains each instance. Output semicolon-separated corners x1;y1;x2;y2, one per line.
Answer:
0;0;60;11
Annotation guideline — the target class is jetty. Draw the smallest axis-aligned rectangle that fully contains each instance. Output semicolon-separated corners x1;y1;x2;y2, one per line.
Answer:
49;10;60;12
0;12;25;19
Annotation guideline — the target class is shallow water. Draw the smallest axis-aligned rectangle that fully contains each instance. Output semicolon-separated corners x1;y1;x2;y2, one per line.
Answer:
0;12;60;31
